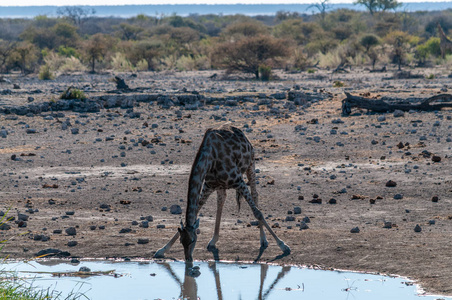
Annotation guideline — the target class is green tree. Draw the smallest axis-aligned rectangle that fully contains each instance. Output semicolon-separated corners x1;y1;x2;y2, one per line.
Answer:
384;30;411;70
8;42;38;74
354;0;401;15
82;33;111;73
213;35;290;79
129;40;163;71
360;34;380;52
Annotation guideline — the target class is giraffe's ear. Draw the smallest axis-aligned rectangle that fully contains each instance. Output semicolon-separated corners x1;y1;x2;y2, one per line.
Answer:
192;218;200;230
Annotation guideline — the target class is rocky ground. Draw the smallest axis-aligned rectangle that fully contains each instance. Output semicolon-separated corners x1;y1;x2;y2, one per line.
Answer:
0;67;451;296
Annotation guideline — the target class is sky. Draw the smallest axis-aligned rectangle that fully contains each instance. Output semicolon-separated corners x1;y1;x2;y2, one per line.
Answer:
2;0;447;5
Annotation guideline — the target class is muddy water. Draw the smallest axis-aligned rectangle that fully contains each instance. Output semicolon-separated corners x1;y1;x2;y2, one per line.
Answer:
1;260;443;300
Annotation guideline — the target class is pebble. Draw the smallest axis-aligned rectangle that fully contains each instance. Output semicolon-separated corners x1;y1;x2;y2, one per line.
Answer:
79;266;91;272
414;224;422;232
170;204;182;215
65;227;76;236
350;227;360;233
138;238;149;244
67;241;78;247
293;207;301;214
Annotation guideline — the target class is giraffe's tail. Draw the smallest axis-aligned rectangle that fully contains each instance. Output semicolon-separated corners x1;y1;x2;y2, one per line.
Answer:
235;190;241;212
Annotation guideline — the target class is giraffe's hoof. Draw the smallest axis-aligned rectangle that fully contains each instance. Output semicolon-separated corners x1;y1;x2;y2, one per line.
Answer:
283;245;291;255
153;249;166;259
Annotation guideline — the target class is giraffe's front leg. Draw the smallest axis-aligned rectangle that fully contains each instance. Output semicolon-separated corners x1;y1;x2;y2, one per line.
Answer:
207;189;226;251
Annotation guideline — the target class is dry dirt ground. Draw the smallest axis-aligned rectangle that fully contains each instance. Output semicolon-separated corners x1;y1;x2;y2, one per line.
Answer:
1;67;452;296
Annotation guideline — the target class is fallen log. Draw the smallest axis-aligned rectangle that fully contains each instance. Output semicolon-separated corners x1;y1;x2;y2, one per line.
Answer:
341;92;452;115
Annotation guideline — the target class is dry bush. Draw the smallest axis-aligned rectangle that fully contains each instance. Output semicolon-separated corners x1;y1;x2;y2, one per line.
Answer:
111;52;134;72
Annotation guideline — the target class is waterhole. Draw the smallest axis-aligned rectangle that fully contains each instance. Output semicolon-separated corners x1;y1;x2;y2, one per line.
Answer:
1;260;444;300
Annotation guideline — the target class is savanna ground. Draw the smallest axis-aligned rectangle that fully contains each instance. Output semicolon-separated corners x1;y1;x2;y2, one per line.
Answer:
0;67;451;296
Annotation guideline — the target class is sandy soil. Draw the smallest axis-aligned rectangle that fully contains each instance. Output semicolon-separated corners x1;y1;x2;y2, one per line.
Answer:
0;67;451;296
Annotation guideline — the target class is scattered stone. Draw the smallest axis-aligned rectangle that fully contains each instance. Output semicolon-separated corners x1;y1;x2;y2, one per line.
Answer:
67;241;78;247
137;238;149;244
170;204;182;215
394;194;403;200
66;211;75;216
65;227;77;236
79;266;91;272
393;110;405;117
53;229;62;234
431;196;439;202
293;207;301;214
156;224;165;229
89;225;97;230
36;248;70;257
385;180;397;187
0;223;11;230
350;227;360;233
328;198;337;204
432;155;441;163
414;224;422;232
309;198;322;204
119;228;132;233
383;222;393;229
299;221;309;230
285;216;295;222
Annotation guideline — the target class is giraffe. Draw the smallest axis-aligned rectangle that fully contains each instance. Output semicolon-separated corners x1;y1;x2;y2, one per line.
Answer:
154;124;291;261
437;22;452;59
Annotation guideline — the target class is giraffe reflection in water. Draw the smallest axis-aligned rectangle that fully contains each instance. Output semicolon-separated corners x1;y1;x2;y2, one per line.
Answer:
159;261;291;300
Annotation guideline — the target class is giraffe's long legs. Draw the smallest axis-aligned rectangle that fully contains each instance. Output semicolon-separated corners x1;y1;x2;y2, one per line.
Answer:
154;185;214;258
246;164;268;250
207;189;226;251
236;178;290;259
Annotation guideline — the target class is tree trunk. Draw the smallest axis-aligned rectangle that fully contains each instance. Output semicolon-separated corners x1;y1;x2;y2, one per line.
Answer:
255;70;259;79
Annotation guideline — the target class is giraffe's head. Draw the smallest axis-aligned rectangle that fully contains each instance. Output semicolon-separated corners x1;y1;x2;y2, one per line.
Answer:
178;219;199;262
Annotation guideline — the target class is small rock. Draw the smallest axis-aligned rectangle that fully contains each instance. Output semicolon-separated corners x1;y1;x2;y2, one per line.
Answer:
431;196;439;202
383;222;393;229
414;224;422;232
119;228;132;234
170;204;182;215
393;110;405;117
350;227;360;233
138;238;149;244
394;194;403;200
79;266;91;272
293;207;301;214
328;198;337;204
285;216;295;222
299;221;309;230
65;227;76;236
385;180;397;187
67;241;78;247
432;156;441;163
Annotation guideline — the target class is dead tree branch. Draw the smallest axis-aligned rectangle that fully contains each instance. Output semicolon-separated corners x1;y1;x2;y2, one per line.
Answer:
342;92;452;115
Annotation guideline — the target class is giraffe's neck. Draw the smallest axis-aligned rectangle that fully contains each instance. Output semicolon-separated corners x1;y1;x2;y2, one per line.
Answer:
438;25;450;42
185;136;212;227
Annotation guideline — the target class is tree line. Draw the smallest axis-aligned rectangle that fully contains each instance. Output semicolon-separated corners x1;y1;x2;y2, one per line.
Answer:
0;3;451;80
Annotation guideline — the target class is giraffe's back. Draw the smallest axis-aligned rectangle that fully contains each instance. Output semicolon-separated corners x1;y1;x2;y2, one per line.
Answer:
202;125;254;189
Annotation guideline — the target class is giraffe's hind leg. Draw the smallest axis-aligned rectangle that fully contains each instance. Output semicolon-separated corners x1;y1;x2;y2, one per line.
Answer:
154;184;214;258
246;164;268;250
236;179;290;259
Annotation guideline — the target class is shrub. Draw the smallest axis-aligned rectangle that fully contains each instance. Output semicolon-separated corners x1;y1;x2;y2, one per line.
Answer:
58;56;87;73
111;52;134;72
213;35;290;79
258;65;272;81
60;87;86;100
38;64;54;80
307;68;316;73
333;80;344;87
